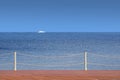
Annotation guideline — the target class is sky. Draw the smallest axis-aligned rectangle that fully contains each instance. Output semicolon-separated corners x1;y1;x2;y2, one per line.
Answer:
0;0;120;32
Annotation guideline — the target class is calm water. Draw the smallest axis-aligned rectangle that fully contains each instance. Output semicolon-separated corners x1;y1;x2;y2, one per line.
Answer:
0;32;120;70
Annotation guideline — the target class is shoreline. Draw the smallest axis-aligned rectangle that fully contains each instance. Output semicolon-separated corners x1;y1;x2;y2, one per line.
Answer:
0;70;120;80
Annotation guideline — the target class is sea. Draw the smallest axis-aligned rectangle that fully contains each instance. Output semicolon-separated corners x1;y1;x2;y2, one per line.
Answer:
0;32;120;70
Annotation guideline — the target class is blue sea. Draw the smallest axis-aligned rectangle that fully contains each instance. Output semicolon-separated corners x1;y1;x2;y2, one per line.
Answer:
0;32;120;70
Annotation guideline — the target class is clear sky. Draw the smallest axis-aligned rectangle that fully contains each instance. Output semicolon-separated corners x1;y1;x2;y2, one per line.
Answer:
0;0;120;32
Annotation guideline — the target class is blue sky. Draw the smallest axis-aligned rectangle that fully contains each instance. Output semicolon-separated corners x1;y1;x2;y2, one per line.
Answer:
0;0;120;32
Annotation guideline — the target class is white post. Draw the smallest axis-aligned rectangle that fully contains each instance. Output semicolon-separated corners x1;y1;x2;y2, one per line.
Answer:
14;51;17;71
84;51;88;71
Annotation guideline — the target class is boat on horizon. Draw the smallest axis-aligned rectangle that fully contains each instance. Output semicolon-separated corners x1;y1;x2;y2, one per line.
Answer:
38;30;46;33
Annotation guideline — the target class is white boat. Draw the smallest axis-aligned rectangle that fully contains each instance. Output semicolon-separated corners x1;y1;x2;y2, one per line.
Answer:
38;30;46;33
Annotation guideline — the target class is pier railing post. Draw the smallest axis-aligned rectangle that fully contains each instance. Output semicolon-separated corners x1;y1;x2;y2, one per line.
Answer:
84;51;88;71
14;51;17;71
